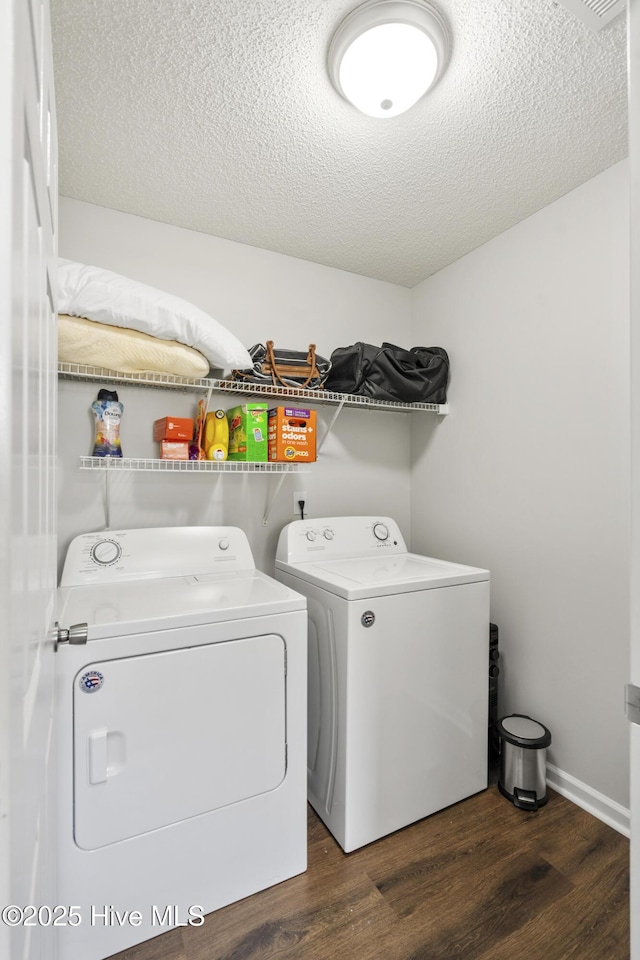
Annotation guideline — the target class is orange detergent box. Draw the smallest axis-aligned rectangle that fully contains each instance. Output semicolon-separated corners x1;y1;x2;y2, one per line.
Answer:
268;407;316;462
153;417;194;442
160;441;190;460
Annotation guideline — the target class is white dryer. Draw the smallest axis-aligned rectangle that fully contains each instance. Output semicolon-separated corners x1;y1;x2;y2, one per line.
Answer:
54;526;307;960
275;516;490;853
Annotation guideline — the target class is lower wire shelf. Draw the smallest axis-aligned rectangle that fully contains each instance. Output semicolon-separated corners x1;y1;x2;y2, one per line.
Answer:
79;456;312;474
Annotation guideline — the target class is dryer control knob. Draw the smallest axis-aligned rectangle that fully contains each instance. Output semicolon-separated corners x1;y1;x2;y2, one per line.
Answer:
373;522;389;541
218;538;230;551
306;530;317;542
90;539;122;566
323;528;334;540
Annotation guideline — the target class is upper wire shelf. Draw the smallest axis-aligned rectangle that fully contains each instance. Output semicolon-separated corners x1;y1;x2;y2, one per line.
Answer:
79;457;311;474
57;363;449;415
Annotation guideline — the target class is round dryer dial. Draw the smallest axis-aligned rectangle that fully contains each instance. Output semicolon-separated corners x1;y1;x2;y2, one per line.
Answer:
90;539;122;566
323;528;334;540
372;522;389;542
305;530;317;542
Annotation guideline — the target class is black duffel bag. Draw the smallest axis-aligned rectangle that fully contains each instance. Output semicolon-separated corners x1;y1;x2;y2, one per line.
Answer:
325;342;449;404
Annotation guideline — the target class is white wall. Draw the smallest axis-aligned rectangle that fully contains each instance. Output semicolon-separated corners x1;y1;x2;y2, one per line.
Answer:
410;161;631;810
57;198;412;576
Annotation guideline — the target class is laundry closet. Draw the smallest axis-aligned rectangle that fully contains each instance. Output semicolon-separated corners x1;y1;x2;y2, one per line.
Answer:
2;0;637;958
57;164;631;842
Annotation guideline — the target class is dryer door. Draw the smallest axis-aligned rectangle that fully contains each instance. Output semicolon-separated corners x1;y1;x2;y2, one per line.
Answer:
73;632;286;849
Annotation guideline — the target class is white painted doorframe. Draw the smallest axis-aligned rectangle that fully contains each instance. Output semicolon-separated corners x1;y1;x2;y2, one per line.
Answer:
0;1;58;959
630;1;640;956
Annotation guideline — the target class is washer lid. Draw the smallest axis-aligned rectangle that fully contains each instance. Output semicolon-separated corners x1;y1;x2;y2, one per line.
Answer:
276;552;489;600
56;570;306;640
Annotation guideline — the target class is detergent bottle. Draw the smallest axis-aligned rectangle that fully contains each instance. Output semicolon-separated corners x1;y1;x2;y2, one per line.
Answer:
91;389;124;457
204;409;229;461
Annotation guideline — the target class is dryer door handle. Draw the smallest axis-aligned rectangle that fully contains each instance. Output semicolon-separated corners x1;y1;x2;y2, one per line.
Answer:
88;729;108;784
88;729;127;784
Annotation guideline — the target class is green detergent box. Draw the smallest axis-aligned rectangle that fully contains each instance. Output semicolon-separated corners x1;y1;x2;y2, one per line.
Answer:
227;403;268;461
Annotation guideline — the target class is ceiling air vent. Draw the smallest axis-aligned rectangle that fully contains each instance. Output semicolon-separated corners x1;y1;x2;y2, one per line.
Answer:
556;0;626;31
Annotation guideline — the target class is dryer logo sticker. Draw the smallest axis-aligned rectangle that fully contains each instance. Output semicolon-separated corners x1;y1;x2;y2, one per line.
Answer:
79;670;104;693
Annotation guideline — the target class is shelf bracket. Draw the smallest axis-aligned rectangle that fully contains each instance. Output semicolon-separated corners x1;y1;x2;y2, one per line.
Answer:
104;466;111;531
263;472;288;526
317;399;345;454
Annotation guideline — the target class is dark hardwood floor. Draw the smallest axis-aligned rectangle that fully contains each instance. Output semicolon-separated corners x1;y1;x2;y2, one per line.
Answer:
110;782;629;960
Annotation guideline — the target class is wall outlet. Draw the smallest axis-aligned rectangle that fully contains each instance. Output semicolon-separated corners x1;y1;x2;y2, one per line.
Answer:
293;490;308;518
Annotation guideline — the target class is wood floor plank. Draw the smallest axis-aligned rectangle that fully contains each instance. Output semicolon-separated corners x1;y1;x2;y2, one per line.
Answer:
363;791;572;920
108;925;187;960
350;782;563;887
180;871;397;960
102;786;629;960
479;793;630;957
473;843;629;960
374;852;574;960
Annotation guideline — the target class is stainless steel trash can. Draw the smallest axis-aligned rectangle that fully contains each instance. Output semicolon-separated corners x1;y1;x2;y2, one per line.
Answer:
497;714;551;811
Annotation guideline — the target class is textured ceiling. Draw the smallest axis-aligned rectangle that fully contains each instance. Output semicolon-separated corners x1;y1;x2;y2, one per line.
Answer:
51;0;628;287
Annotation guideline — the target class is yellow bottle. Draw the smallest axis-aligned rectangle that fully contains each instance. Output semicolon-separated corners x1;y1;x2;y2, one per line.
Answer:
205;409;229;461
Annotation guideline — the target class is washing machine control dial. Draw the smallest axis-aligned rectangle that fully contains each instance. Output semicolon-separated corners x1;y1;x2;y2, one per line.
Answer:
305;530;317;542
90;539;122;566
218;538;230;551
323;528;334;540
373;522;389;542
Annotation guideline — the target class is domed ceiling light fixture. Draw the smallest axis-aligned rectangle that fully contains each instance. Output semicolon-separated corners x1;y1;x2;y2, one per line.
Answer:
328;0;450;119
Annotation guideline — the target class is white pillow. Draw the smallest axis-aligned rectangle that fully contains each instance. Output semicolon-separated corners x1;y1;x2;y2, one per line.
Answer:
58;258;252;372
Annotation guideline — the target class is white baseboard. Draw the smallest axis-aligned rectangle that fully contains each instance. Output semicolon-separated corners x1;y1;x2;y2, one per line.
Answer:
546;762;630;838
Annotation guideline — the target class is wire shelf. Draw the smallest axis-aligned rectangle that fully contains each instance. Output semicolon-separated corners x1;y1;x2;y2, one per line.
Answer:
58;363;448;414
79;456;311;474
58;363;214;393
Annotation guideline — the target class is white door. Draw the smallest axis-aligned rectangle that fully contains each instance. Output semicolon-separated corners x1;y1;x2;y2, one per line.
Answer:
0;1;58;959
72;634;287;849
631;2;640;957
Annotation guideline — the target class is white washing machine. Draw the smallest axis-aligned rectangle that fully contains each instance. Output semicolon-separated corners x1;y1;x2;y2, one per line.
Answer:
275;516;490;853
54;526;307;960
